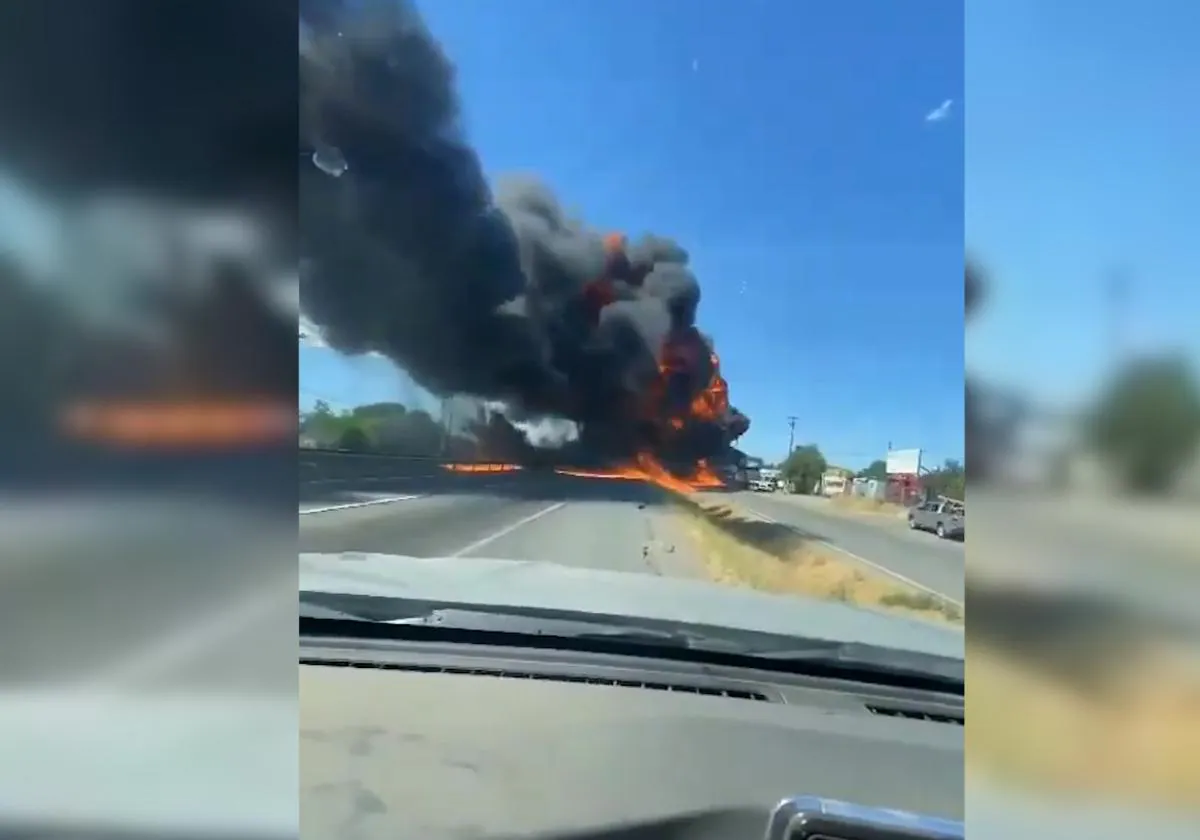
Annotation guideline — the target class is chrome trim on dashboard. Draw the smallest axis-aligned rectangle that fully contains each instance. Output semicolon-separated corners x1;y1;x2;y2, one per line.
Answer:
766;796;964;840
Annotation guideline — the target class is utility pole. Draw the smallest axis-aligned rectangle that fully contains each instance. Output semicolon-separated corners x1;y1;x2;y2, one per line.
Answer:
786;416;798;457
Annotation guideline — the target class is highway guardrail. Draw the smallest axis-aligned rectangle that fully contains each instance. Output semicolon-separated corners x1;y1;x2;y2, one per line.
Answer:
298;448;514;485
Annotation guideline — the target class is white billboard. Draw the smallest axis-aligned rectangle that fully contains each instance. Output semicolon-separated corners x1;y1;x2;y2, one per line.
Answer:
886;448;922;475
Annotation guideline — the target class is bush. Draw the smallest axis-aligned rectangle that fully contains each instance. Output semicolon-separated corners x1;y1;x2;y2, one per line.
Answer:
1087;356;1200;494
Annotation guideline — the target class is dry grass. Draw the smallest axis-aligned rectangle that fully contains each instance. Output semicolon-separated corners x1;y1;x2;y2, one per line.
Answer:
674;496;961;624
967;642;1200;808
830;495;907;517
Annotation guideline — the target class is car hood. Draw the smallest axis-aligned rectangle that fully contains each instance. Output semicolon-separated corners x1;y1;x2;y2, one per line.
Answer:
299;552;964;662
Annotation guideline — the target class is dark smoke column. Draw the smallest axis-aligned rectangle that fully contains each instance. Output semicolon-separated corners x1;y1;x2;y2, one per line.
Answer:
299;0;751;465
728;408;750;439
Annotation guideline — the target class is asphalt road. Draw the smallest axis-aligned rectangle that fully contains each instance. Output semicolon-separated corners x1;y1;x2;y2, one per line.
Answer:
1;475;960;691
1;495;296;693
300;470;705;579
729;491;965;604
967;489;1200;632
300;471;966;607
1;493;297;840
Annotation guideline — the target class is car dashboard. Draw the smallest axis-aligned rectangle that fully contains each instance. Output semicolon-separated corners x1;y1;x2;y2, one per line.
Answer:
300;635;963;839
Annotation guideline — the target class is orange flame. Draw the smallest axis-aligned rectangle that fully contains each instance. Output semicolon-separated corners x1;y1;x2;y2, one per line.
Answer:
690;352;730;422
651;335;733;434
441;463;522;473
602;232;627;253
688;459;726;488
555;452;725;493
61;400;295;447
553;466;645;481
579;232;745;482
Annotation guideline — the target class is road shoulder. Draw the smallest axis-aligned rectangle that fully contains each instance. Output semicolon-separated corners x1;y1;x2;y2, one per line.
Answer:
644;504;708;580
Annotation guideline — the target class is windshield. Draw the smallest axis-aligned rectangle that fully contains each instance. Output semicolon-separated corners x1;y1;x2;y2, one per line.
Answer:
298;0;964;657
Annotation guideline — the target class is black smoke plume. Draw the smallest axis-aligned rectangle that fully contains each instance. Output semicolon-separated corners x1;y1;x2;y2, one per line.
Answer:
299;0;749;464
0;0;297;421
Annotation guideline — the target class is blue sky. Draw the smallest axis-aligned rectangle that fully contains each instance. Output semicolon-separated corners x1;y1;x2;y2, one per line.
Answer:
968;0;1200;408
301;0;965;469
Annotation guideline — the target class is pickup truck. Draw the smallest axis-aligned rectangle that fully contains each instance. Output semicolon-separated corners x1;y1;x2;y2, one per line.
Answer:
908;499;965;540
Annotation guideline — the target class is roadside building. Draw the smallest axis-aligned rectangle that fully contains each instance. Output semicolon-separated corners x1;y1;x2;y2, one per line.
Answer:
820;469;850;496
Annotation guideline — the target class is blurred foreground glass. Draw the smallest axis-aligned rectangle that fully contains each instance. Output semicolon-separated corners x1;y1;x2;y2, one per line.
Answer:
966;2;1199;838
0;2;298;837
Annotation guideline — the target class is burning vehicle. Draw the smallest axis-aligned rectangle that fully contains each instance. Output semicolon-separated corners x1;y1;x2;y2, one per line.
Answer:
298;0;749;480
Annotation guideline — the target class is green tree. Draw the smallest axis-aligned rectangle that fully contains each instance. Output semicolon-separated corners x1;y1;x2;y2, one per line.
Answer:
781;444;827;494
299;398;456;457
1087;355;1200;494
337;425;371;452
923;458;966;501
300;400;342;442
857;459;888;480
374;407;444;456
351;401;408;422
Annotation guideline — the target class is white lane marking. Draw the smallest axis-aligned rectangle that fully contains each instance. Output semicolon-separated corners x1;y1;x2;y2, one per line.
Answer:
743;506;963;608
450;502;566;558
87;584;290;687
300;495;421;515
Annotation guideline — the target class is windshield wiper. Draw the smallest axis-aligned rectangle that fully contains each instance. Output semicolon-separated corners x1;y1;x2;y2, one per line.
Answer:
300;598;962;689
304;604;740;652
740;642;964;685
302;599;849;654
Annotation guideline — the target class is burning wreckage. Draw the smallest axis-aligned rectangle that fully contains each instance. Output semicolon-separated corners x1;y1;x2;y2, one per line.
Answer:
298;0;749;483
